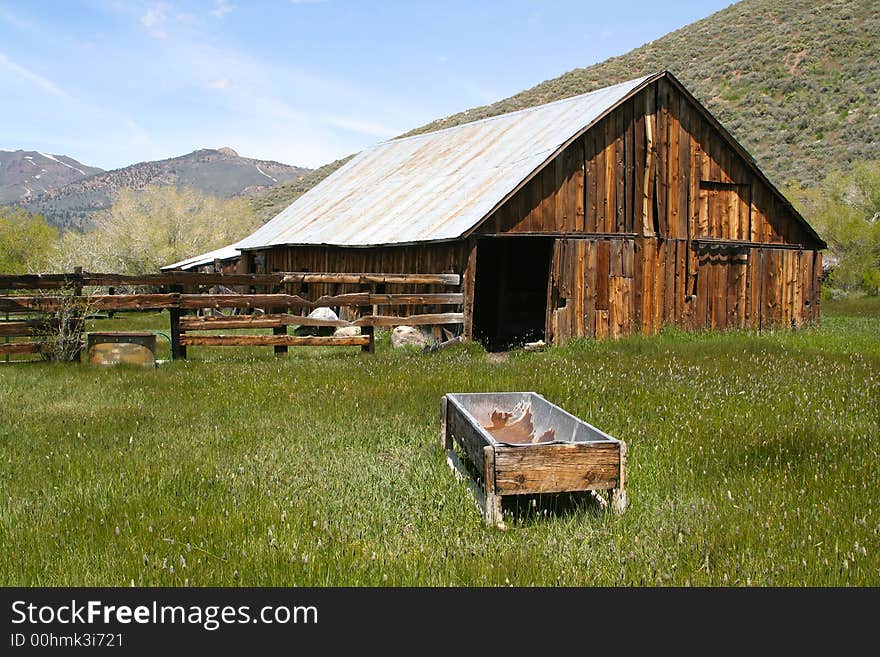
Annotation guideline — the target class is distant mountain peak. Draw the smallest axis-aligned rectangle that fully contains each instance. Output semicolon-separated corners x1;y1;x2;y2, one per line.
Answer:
4;147;311;230
0;150;102;205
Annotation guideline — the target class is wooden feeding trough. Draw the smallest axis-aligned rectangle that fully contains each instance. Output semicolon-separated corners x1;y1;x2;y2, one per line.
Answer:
441;392;627;527
86;332;157;367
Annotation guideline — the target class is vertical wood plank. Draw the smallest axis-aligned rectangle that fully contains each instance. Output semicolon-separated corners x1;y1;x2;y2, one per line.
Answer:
695;245;709;329
623;99;634;233
575;138;586;231
584;240;597;338
574;240;585;338
674;239;685;326
653;239;666;332
622;239;635;278
678;92;690;240
632;238;643;331
610;240;623;277
641;237;655;333
463;239;477;340
634;97;646;236
663;239;675;325
604;117;616;233
596;240;610;311
642;90;656;237
609;276;631;338
655;83;668;237
668;91;681;239
586;133;598;232
595;310;609;340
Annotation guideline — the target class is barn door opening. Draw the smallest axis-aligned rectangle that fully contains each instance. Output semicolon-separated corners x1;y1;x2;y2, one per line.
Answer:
472;237;554;351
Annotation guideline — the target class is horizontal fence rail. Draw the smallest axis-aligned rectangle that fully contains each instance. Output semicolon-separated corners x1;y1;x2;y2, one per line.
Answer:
0;271;461;290
0;293;464;313
0;270;465;361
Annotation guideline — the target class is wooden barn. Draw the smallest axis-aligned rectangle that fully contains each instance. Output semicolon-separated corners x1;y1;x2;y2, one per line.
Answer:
235;71;825;349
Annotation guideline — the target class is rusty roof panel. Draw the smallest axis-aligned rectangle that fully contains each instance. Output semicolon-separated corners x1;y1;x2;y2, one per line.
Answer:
238;75;655;249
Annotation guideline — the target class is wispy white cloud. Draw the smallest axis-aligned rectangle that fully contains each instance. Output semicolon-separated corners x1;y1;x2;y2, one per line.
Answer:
0;5;38;32
140;2;171;28
207;77;231;89
0;52;71;99
210;1;235;19
139;2;196;38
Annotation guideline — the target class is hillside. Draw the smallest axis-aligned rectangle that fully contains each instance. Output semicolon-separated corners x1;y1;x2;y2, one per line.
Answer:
250;156;354;223
0;150;102;204
406;0;878;189
18;148;311;230
251;0;879;216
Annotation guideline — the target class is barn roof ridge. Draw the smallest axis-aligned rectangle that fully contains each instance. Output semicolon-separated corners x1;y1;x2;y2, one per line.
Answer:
237;73;659;250
214;69;823;254
376;74;662;147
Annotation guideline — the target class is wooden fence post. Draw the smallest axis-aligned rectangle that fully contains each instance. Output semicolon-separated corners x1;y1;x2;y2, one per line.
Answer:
169;283;186;360
170;308;186;360
361;325;375;353
72;265;83;361
273;306;288;357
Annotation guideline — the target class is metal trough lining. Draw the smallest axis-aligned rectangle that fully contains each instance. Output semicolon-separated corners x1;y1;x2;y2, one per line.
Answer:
446;392;617;447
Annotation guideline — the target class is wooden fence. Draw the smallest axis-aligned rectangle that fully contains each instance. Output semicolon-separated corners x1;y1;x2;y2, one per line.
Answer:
0;270;463;361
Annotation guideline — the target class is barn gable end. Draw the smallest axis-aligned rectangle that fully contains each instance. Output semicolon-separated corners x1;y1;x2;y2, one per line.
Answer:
473;75;823;248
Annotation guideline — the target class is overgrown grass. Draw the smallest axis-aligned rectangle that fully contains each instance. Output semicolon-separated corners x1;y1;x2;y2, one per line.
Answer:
1;299;877;586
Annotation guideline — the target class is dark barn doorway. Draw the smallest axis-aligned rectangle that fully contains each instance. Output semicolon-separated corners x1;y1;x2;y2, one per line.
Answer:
472;237;554;351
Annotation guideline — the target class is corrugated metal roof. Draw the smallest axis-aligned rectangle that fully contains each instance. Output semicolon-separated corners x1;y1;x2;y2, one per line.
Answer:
237;74;656;249
161;242;242;271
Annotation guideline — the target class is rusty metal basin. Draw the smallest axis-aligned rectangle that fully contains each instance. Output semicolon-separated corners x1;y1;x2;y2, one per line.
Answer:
445;392;616;446
87;332;157;367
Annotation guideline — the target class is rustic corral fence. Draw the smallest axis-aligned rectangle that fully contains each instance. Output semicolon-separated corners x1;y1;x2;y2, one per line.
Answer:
0;270;463;361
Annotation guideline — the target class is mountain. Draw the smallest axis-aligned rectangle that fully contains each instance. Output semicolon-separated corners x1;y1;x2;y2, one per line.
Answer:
251;0;880;217
15;148;311;230
0;150;102;204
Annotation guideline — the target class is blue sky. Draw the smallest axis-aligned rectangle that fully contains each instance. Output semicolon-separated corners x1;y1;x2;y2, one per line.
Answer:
0;0;733;171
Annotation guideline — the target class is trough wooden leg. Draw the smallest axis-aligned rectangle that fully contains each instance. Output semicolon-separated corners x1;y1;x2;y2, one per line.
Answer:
440;395;452;450
483;446;505;529
611;441;628;514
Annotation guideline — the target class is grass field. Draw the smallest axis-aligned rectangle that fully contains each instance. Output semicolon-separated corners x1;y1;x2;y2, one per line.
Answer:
1;298;878;586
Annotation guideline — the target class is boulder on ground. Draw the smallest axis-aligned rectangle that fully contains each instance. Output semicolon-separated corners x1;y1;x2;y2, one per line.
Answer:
294;307;339;336
391;325;428;348
334;325;361;337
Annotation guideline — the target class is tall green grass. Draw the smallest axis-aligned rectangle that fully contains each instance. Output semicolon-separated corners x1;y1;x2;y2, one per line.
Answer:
1;298;877;586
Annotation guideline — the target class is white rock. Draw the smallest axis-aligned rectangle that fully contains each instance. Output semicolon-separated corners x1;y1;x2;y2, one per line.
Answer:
391;325;428;348
524;339;546;351
307;307;338;321
294;306;339;336
334;325;362;337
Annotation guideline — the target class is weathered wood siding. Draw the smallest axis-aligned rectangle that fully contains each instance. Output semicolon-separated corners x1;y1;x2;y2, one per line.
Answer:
476;78;821;248
252;75;823;344
476;75;823;343
546;237;821;343
250;241;474;329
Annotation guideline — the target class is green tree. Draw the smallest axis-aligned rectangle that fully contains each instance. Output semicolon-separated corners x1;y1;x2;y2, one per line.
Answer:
792;161;880;295
51;186;259;274
0;207;59;273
